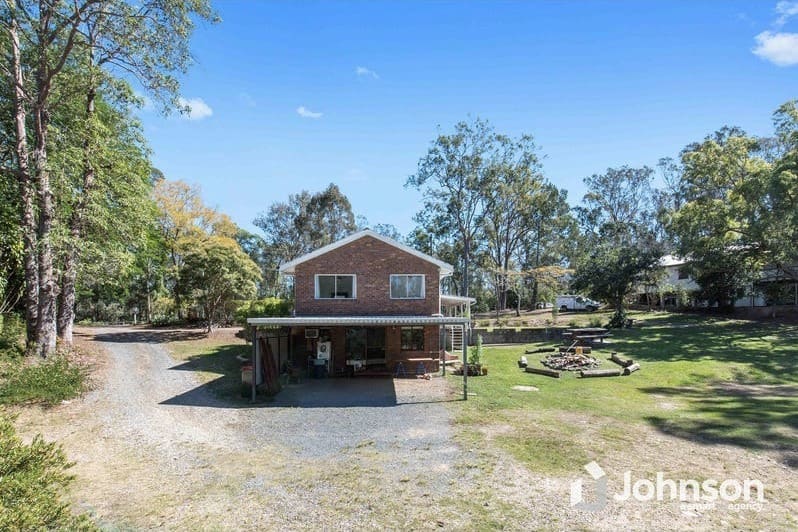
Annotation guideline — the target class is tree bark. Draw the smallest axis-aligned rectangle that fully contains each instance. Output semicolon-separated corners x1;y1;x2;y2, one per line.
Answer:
462;236;470;298
8;14;39;348
57;79;97;346
33;95;58;357
32;10;63;357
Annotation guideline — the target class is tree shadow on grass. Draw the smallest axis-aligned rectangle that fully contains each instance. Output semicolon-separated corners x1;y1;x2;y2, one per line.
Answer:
163;344;251;407
642;384;798;469
91;328;208;344
613;321;798;383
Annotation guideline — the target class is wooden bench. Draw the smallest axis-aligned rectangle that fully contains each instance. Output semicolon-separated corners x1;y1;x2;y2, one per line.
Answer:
573;333;612;345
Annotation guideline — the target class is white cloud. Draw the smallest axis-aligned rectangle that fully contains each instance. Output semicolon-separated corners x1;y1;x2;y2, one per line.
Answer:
239;92;256;107
355;66;379;79
296;105;323;119
178;97;213;120
775;1;798;26
753;30;798;65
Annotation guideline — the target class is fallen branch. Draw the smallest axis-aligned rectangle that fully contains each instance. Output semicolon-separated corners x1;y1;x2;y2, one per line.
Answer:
609;353;634;367
623;363;641;376
525;367;561;378
525;347;556;354
579;368;621;378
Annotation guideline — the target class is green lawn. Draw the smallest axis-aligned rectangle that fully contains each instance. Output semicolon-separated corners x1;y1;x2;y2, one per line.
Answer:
452;312;798;474
167;330;252;403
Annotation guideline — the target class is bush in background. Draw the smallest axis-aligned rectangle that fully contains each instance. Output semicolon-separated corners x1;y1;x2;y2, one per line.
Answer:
234;298;291;339
0;314;24;358
0;414;94;530
234;298;291;326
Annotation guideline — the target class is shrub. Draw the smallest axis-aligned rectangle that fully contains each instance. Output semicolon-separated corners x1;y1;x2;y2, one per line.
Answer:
0;357;87;406
234;298;291;338
469;334;483;366
234;298;291;326
607;309;628;329
0;414;94;530
0;314;24;358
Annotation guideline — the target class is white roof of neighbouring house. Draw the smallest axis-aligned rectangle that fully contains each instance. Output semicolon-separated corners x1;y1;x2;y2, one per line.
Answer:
660;254;688;267
278;229;455;276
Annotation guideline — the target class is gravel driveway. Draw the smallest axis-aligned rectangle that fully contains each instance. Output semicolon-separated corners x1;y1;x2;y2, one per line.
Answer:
15;326;479;530
15;326;793;530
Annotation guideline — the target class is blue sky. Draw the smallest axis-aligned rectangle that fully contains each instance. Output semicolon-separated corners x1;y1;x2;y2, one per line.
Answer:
138;1;798;237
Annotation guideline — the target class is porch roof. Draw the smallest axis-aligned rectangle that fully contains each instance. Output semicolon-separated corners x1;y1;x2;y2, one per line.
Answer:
247;315;470;327
440;294;476;307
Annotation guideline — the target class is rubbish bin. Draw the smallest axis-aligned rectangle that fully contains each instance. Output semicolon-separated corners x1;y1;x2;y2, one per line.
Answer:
241;364;253;397
241;364;253;385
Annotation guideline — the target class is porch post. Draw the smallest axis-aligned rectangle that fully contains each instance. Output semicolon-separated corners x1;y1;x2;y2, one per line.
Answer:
442;325;447;376
462;324;468;401
251;326;257;403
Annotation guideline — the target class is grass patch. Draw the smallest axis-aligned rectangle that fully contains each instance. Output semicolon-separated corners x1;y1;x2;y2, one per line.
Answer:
450;312;798;473
495;431;589;474
167;330;250;403
0;356;87;406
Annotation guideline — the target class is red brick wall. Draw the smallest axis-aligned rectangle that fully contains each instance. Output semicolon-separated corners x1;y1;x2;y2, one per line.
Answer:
293;235;441;316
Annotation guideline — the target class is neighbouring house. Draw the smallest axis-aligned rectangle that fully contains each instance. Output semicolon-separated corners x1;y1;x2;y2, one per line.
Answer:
247;230;473;389
634;255;798;309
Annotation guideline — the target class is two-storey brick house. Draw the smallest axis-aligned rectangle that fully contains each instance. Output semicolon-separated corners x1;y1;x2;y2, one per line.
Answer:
247;230;472;381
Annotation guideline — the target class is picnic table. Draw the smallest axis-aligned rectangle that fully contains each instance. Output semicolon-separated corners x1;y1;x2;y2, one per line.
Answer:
562;327;612;345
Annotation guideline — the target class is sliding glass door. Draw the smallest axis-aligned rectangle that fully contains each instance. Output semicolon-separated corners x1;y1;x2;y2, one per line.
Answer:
345;327;386;361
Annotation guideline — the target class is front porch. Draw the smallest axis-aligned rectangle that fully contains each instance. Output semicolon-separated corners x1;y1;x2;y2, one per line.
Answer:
247;315;472;399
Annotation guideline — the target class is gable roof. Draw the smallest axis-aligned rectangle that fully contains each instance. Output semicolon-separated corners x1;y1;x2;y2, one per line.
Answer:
279;229;454;275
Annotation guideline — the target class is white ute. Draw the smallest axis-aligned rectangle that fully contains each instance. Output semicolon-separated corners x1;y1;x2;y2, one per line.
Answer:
556;294;600;312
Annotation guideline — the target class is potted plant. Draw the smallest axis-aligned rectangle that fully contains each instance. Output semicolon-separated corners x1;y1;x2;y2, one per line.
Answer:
468;334;484;376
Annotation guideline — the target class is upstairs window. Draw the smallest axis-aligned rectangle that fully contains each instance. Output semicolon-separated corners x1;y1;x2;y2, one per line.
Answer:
677;269;689;280
390;274;425;299
315;275;356;299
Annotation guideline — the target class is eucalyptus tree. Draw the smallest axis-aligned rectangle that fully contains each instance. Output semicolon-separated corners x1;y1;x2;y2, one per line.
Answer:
1;0;215;355
519;183;575;307
573;166;662;326
254;183;357;267
406;118;496;298
480;132;544;312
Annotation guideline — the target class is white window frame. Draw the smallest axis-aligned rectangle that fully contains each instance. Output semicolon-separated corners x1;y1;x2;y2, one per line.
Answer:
390;274;426;300
314;274;357;299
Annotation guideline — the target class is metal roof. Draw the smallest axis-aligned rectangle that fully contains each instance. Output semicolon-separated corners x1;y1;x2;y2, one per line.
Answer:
247;315;470;327
279;229;454;275
440;294;476;306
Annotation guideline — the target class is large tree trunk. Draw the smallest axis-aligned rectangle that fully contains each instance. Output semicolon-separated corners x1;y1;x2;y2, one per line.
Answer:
9;15;39;348
462;237;470;298
33;35;57;358
34;101;58;357
58;83;97;346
